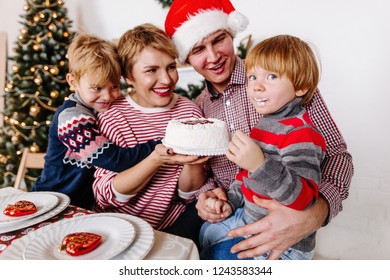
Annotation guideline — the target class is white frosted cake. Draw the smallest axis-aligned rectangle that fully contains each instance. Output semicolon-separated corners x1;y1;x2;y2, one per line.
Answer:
162;118;229;156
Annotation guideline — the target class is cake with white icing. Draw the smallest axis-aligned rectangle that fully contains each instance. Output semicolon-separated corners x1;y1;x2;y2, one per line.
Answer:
163;118;229;155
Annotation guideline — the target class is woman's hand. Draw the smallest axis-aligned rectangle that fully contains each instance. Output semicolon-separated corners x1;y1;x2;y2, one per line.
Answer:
154;144;209;165
228;196;329;259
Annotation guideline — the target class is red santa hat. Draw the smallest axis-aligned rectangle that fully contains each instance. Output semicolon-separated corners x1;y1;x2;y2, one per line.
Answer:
164;0;249;63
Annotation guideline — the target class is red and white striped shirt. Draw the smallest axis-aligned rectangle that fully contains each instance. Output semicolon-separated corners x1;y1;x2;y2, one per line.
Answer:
93;94;203;230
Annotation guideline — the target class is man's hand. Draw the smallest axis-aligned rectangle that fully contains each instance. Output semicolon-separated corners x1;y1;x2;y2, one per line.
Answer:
228;196;329;259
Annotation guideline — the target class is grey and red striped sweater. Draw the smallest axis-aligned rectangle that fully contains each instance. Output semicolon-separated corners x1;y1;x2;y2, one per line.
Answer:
228;97;326;252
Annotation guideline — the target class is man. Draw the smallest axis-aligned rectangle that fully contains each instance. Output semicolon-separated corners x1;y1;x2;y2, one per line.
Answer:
165;0;353;259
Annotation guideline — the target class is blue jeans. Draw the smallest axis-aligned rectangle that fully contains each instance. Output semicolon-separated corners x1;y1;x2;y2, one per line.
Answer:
199;207;314;260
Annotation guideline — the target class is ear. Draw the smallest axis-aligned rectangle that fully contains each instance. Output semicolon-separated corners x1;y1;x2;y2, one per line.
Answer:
124;77;134;86
295;88;307;97
66;73;76;91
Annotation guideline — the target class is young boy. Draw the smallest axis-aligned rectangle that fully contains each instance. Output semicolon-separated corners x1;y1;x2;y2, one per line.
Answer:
32;33;158;209
199;35;326;260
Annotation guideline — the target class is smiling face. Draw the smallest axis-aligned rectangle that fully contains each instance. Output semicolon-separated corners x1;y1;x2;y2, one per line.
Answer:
67;73;121;113
246;66;305;115
186;30;236;93
245;35;320;106
125;46;178;108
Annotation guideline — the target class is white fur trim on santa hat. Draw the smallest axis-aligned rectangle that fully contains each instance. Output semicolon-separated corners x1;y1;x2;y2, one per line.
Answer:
172;9;248;63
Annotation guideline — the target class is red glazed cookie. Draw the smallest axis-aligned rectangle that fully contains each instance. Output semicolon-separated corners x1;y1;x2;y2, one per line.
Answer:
3;200;38;217
59;232;102;256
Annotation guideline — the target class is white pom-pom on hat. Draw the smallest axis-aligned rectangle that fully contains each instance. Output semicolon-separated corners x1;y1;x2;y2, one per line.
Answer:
228;10;249;32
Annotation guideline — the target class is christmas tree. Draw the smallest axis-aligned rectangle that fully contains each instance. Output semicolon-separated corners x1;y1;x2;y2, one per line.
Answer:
155;0;173;9
0;0;74;189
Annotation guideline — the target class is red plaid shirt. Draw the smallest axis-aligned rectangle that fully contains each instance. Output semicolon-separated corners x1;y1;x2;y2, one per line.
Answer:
195;57;354;223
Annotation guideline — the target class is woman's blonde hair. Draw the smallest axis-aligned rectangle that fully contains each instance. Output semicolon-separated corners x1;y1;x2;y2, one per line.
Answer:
245;35;320;105
117;23;178;80
67;33;121;86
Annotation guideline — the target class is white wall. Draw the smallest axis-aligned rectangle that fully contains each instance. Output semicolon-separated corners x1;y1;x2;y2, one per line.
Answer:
1;0;390;259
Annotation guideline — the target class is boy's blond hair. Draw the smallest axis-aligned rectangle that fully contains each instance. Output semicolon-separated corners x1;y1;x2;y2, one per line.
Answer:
67;33;121;87
245;35;320;105
117;23;178;80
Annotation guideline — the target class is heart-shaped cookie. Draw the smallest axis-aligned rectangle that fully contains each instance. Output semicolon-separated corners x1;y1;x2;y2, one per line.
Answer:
3;200;37;217
59;232;102;256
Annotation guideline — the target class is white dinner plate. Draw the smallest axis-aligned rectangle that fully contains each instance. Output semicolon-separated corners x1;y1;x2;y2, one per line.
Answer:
102;213;155;260
22;215;135;260
0;191;70;234
0;193;59;227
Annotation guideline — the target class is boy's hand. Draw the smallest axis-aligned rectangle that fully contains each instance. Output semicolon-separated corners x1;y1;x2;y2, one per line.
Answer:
226;130;265;172
196;188;228;223
205;197;232;222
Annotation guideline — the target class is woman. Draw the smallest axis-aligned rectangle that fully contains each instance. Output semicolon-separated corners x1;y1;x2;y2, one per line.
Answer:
92;24;211;241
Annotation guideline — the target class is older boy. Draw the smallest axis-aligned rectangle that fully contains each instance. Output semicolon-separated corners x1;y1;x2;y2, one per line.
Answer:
33;33;158;209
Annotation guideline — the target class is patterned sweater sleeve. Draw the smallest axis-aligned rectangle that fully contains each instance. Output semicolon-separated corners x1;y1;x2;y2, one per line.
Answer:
247;125;326;210
57;105;158;172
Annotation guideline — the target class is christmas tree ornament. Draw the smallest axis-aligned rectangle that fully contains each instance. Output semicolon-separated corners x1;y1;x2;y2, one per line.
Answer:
0;156;7;165
12;64;19;73
11;135;20;144
33;43;41;51
6;82;14;90
50;90;59;99
29;104;41;116
6;163;15;171
50;66;59;75
30;143;40;153
34;76;42;85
